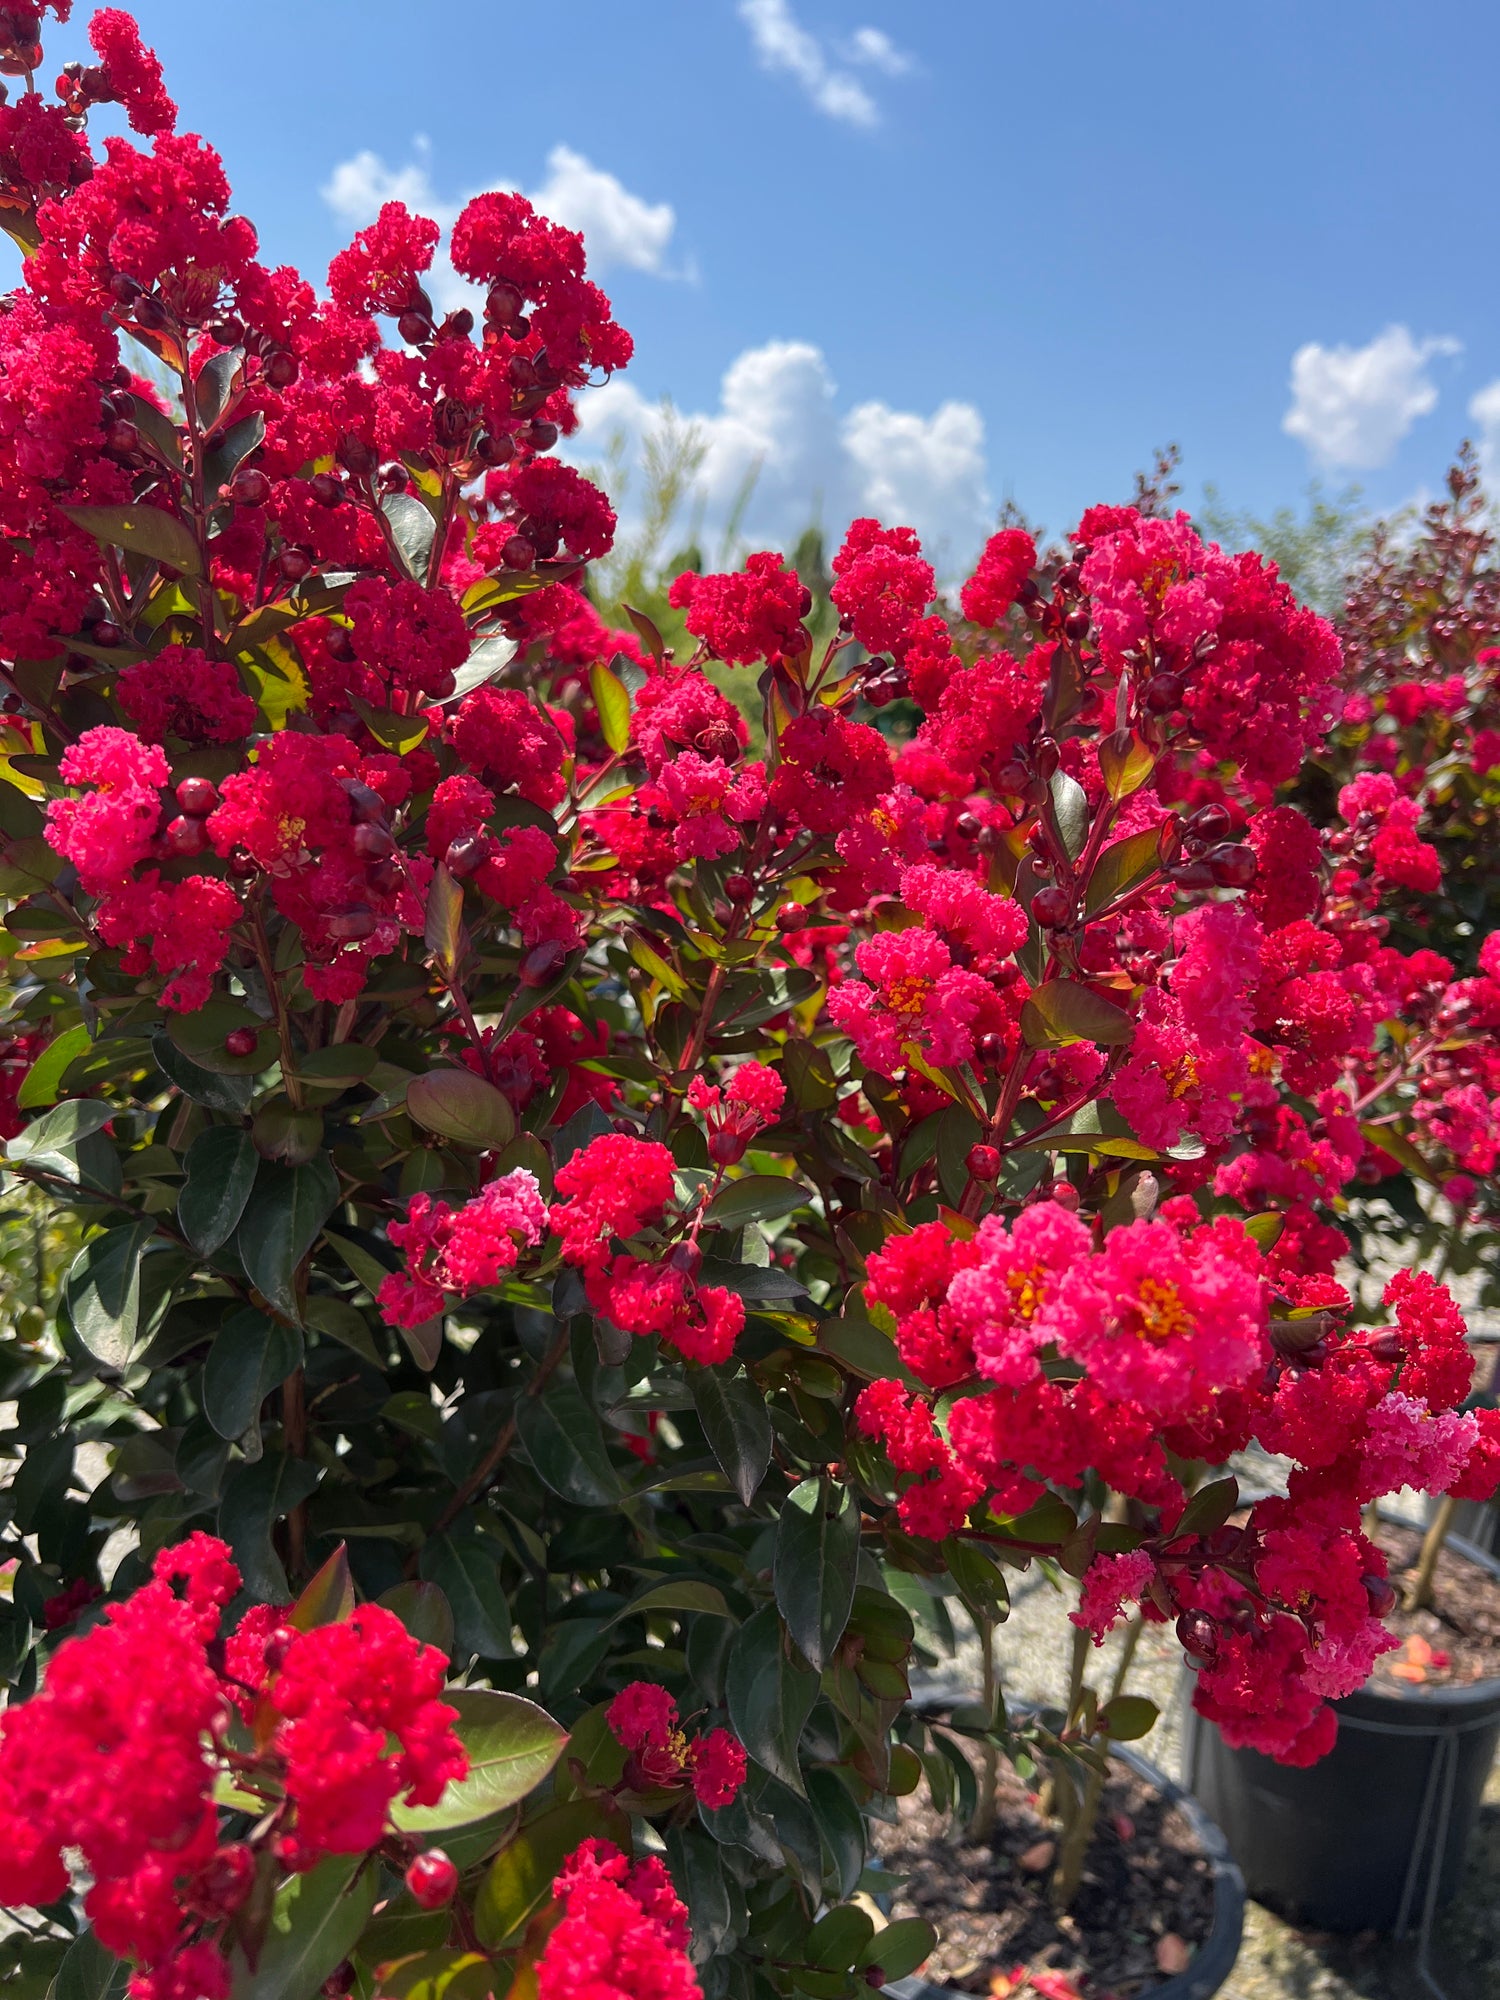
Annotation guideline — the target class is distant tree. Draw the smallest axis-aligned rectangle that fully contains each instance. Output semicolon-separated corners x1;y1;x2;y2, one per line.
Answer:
1199;479;1373;619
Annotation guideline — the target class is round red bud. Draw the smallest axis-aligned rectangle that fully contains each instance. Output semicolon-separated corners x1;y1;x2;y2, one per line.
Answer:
262;350;299;389
277;547;313;582
396;309;433;347
775;902;810;933
527;419;559;451
175;776;219;817
207;314;244;346
724;873;753;901
309;472;344;508
476;431;516;467
486;280;523;324
500;534;536;571
1063;609;1090;642
966;1144;1002;1183
1183;802;1232;842
163;815;207;858
92;620;124;649
1175;1610;1219;1661
1206;842;1257;888
223;1027;260;1058
1143;672;1185;714
106;418;140;456
1031;886;1073;929
405;1849;458;1911
443;832;491;879
1367;1329;1405;1363
229;468;270;507
954;811;982;840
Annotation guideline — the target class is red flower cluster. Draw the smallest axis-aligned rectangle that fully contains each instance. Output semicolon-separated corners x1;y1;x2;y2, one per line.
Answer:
0;1535;464;1999
605;1681;748;1808
534;1839;700;2000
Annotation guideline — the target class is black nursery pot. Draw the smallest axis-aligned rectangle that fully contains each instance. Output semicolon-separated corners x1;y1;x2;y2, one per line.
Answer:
888;1740;1246;2000
1182;1530;1500;1935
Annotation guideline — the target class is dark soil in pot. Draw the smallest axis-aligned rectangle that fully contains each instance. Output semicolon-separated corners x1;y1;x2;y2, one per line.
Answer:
872;1735;1236;1997
1372;1519;1500;1684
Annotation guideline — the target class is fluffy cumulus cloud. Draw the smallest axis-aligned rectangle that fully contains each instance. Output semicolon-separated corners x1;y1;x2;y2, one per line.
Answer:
1282;325;1461;470
321;140;679;311
569;338;993;573
737;0;912;126
1470;378;1500;490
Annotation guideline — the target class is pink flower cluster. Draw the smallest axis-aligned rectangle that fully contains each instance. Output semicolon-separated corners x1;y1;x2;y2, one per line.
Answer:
605;1681;748;1808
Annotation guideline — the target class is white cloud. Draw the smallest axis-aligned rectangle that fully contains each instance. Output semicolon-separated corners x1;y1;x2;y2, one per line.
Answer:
319;142;678;312
737;0;902;127
1470;378;1500;490
845;25;913;74
569;338;993;573
1282;324;1461;470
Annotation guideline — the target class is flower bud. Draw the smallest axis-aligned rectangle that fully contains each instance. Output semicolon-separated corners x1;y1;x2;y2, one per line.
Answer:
223;1027;260;1059
162;815;207;857
397;309;433;347
444;832;492;879
175;776;219;817
262;350;299;389
500;533;536;571
309;472;344;508
1205;842;1257;888
1175;1610;1219;1662
708;1129;750;1166
405;1849;458;1911
229;468;270;507
775;902;810;932
725;873;753;901
353;823;395;862
277;546;313;582
966;1143;1001;1182
1031;886;1073;929
1184;803;1231;842
1362;1573;1397;1617
1143;672;1185;713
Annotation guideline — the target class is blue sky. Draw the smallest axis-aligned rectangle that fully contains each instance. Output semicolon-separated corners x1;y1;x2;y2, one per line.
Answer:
19;2;1500;568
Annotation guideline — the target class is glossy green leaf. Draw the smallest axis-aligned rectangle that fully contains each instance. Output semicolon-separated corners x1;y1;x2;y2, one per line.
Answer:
1049;769;1089;859
365;1953;495;2000
690;1363;772;1505
289;1543;355;1630
382;492;437;582
514;1381;622;1507
726;1605;818;1795
419;1535;514;1658
804;1905;875;1971
774;1477;860;1672
379;1580;456;1656
64;1221;157;1370
405;1070;515;1150
150;1031;253;1113
448;633;519;703
228;1853;377;2000
1083;827;1162;918
16;1021;91;1110
589;658;632;753
475;1797;628;1947
237;1158;339;1323
391;1689;568;1833
1020;978;1135;1049
1099;1694;1160;1742
705;1174;810;1229
167;1000;276;1075
857;1917;936;1981
178;1126;259;1256
49;1928;129;2000
1176;1474;1239;1538
217;1450;320;1602
62;502;201;577
1097;728;1157;802
423;865;464;976
204;1307;303;1440
608;1578;733;1628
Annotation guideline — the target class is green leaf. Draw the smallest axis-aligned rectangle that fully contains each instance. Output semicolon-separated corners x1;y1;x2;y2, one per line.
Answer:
379;1580;456;1656
806;1768;866;1901
195;347;243;427
622;603;665;660
1097;728;1157;802
817;1315;921;1389
49;1929;129;2000
391;1689;568;1833
167;1000;276;1075
423;866;465;976
405;1070;515;1150
1099;1694;1160;1742
726;1605;818;1795
64;1220;157;1370
302;1295;383;1365
588;658;632;753
858;1917;936;1981
608;1578;733;1628
1176;1474;1239;1538
514;1381;622;1507
324;1228;397;1297
942;1538;1010;1623
228;1853;377;2000
6;1096;114;1171
419;1535;514;1658
382;492;437;582
1083;827;1162;918
17;1022;92;1110
217;1450;320;1602
705;1173;810;1229
350;693;429;756
690;1362;773;1505
775;1477;860;1672
62;502;202;577
1021;979;1135;1049
151;1031;253;1114
475;1798;629;1947
1049;769;1089;859
805;1905;875;1971
178;1126;259;1256
448;633;519;703
289;1544;356;1630
364;1953;495;2000
203;1306;303;1440
237;1158;339;1323
1242;1211;1286;1250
